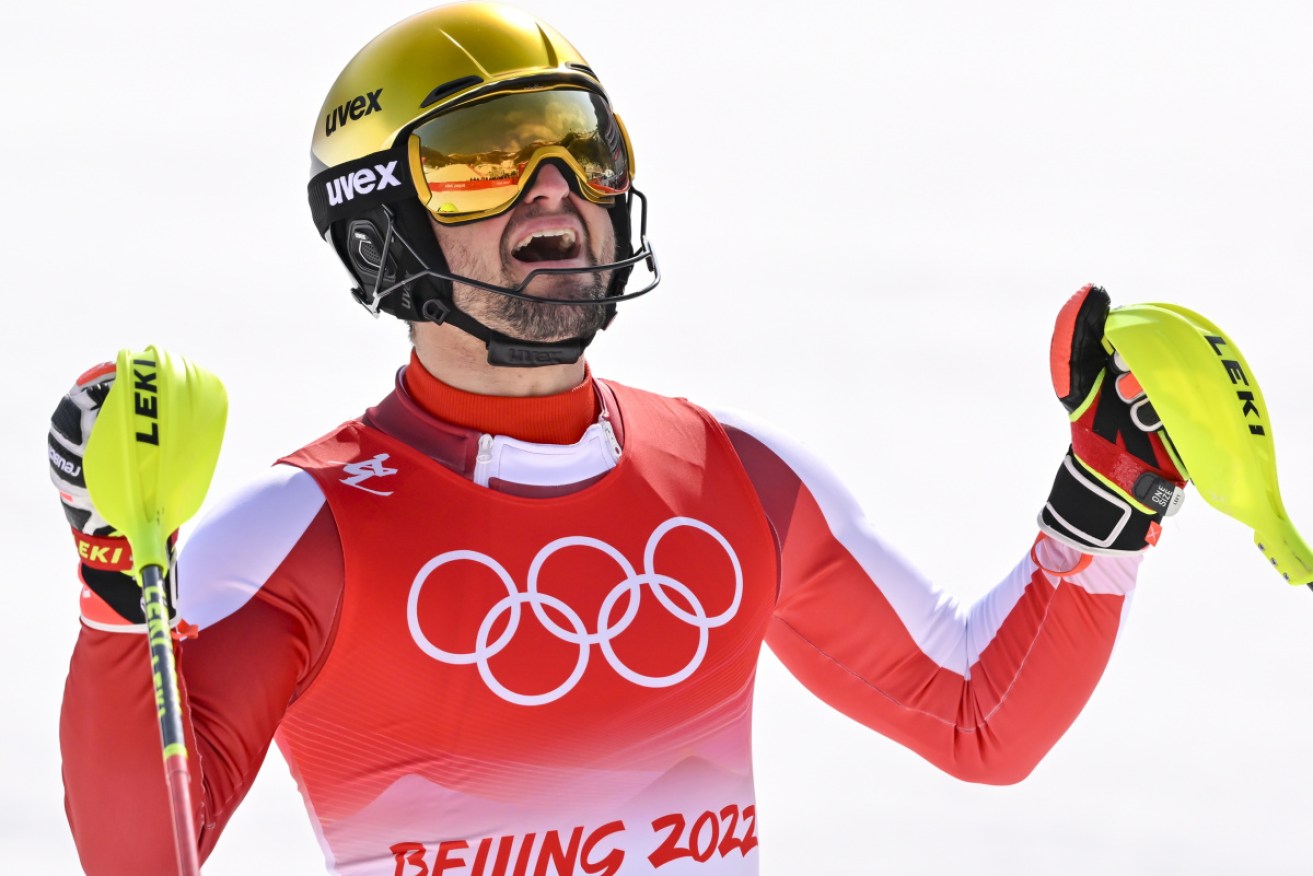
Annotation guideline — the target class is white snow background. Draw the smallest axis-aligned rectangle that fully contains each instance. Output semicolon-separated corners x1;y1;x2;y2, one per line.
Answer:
3;1;1311;873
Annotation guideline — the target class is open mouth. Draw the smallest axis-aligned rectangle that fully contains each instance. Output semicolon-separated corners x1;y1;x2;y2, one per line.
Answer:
511;229;581;263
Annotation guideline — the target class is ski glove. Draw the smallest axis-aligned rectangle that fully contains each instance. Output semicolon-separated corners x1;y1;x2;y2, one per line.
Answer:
1040;285;1188;554
49;363;177;630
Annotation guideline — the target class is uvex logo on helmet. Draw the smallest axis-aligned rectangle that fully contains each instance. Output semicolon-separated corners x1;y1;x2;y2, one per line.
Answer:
324;88;383;136
325;161;402;206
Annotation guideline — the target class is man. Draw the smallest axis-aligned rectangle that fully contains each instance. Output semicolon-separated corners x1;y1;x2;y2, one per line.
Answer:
52;4;1187;874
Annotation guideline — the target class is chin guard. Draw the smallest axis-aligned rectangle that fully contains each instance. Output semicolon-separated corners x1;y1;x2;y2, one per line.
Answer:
336;186;659;367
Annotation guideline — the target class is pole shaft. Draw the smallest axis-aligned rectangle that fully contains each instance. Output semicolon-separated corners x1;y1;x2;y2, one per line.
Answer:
141;564;201;876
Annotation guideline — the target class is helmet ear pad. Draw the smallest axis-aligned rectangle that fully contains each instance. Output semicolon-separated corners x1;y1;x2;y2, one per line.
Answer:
329;199;454;320
343;218;395;287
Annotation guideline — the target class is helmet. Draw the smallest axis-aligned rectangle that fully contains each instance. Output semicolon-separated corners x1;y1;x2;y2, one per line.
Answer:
307;2;659;366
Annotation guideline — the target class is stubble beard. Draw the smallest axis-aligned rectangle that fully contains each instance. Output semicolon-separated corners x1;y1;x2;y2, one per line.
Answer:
460;270;611;343
445;207;615;344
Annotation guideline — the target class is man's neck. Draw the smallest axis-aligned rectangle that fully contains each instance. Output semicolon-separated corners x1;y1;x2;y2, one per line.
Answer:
412;321;586;397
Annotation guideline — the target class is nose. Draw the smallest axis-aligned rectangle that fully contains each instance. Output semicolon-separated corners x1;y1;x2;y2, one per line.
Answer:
523;162;571;204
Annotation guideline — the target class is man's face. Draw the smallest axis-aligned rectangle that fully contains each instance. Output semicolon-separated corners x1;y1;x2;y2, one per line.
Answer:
430;162;617;343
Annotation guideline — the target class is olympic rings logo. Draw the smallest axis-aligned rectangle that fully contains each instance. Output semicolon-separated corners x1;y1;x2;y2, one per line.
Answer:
405;517;743;706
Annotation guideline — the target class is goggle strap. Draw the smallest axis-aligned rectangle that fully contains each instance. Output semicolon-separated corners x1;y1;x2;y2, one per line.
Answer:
308;146;414;235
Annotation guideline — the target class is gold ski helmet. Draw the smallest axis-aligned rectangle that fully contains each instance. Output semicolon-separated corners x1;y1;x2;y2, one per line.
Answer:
306;2;658;366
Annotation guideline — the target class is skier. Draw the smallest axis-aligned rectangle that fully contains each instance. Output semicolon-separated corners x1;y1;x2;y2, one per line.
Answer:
51;3;1188;874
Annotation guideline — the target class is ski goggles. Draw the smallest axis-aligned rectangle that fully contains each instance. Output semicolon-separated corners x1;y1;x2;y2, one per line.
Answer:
405;87;634;224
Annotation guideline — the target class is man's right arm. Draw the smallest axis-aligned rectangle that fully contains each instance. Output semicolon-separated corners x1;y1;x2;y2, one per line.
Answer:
60;465;341;874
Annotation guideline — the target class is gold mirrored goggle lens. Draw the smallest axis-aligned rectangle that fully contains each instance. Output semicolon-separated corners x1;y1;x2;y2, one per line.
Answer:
410;88;631;222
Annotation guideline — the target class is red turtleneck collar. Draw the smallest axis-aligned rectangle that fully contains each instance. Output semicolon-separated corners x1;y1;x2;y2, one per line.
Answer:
402;350;599;445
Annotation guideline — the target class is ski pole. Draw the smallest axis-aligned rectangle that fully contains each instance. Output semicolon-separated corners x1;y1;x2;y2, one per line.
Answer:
1106;303;1313;589
84;345;228;876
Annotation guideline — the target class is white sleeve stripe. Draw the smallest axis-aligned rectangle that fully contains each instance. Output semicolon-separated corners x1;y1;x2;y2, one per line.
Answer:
177;464;327;630
712;406;1044;676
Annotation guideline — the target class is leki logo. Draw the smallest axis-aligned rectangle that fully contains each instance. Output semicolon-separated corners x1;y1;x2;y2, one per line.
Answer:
407;517;743;706
340;453;398;496
324;88;383;136
1203;333;1267;436
131;358;160;446
325;160;402;206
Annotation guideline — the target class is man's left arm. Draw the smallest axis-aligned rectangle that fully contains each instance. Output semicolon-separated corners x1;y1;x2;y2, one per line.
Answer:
714;285;1184;784
718;407;1138;784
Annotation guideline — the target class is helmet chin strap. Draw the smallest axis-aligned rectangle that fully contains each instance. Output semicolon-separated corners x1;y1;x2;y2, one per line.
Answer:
416;291;600;368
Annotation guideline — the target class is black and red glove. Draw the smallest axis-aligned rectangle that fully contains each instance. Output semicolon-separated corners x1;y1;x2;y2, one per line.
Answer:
49;363;176;630
1040;285;1188;554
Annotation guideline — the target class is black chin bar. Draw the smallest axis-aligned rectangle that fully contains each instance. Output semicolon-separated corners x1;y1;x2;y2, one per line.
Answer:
424;299;596;367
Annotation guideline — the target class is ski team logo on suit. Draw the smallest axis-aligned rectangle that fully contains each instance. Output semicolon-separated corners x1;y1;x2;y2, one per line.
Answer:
339;452;398;495
406;517;743;706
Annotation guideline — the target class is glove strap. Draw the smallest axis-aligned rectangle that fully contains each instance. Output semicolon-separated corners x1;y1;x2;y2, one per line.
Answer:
70;529;133;572
1069;429;1182;515
68;529;182;632
1040;454;1165;554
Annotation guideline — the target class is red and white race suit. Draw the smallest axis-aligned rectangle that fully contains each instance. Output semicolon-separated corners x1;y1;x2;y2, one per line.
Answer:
61;367;1139;875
